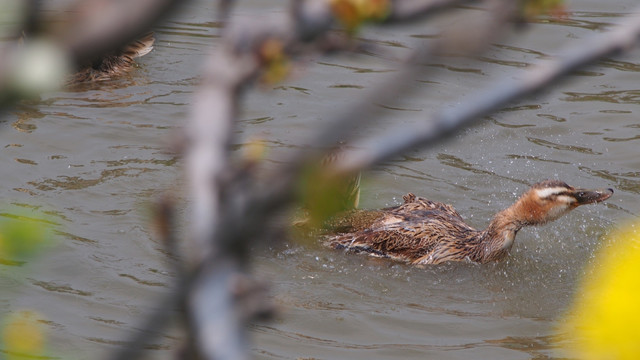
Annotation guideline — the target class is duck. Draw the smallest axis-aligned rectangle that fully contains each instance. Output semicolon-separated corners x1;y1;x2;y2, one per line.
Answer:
324;180;613;265
66;32;155;84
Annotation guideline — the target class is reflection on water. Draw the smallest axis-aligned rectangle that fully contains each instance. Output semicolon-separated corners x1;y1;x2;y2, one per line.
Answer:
317;61;395;73
0;1;637;359
28;167;161;191
563;89;640;104
536;113;566;122
526;137;603;155
428;63;485;74
30;280;93;297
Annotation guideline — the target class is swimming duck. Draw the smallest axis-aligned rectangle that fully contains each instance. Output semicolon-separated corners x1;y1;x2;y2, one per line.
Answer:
324;180;613;265
67;32;155;84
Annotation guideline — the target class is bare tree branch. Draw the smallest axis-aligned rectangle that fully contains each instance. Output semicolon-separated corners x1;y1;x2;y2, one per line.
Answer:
188;259;249;360
108;288;184;360
183;29;262;358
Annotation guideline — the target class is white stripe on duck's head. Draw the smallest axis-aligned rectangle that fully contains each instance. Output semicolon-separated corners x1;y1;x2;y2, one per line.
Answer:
515;180;613;225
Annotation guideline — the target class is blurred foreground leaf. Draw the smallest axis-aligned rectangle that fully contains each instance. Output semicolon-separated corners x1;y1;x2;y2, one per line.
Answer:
8;40;71;99
557;222;640;360
297;164;360;230
0;211;54;261
2;310;46;360
258;38;291;85
521;0;567;21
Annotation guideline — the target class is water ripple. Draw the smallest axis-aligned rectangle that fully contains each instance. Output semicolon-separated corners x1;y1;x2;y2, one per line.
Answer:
317;61;394;74
30;280;93;297
118;273;167;287
603;135;640;142
563;90;640;104
28;167;160;191
527;137;602;155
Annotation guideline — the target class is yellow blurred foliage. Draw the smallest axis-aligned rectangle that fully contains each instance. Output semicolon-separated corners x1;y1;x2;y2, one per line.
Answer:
521;0;567;21
297;164;360;230
558;222;640;360
330;0;390;32
2;311;46;359
242;137;268;163
258;38;291;85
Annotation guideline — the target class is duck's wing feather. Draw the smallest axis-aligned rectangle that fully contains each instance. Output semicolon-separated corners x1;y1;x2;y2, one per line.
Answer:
126;32;155;58
325;209;478;263
68;32;154;83
384;193;465;221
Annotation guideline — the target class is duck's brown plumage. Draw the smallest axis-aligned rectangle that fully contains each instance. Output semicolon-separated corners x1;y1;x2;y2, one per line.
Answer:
67;32;155;84
325;180;613;265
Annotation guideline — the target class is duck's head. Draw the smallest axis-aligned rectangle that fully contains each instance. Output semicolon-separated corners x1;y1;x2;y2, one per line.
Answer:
514;180;613;226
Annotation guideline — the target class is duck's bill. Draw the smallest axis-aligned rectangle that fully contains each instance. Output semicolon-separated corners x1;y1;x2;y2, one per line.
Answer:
573;188;614;205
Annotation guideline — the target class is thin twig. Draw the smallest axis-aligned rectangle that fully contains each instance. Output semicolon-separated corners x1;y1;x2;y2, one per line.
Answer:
183;31;262;357
276;0;514;177
333;6;640;174
108;287;184;360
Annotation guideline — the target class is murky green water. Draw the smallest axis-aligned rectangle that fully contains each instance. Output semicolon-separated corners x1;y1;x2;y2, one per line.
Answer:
1;1;639;359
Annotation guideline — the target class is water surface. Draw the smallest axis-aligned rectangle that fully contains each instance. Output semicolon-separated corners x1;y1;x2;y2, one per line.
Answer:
0;1;638;359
